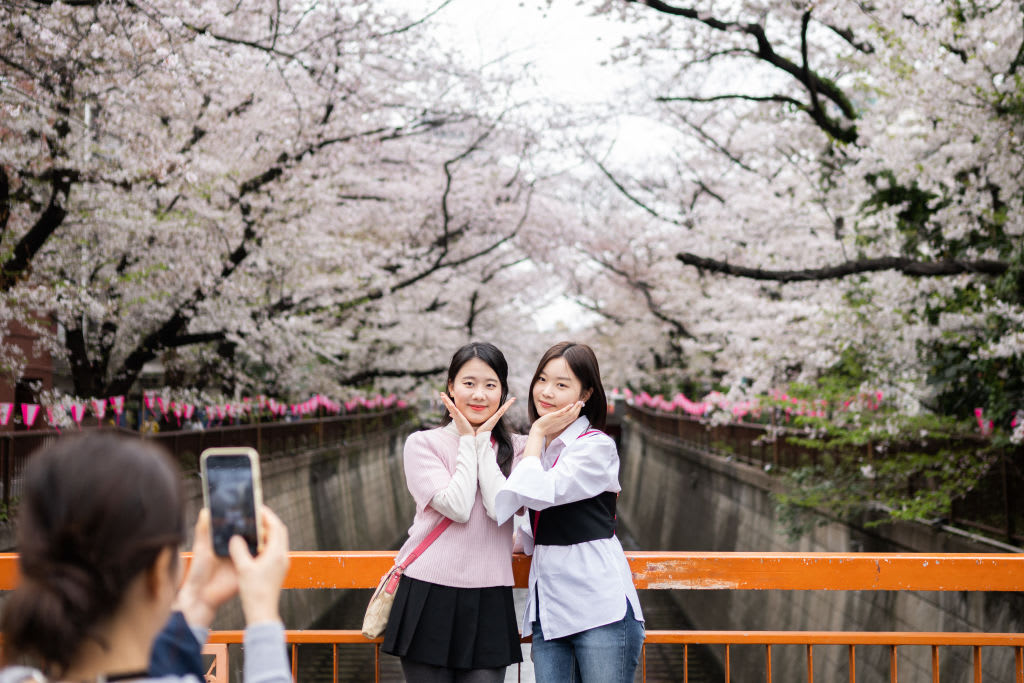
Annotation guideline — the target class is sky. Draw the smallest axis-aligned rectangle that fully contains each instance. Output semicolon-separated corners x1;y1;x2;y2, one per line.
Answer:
407;0;631;103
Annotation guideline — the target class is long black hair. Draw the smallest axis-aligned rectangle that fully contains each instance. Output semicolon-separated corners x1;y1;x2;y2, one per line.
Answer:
528;341;608;431
443;342;515;476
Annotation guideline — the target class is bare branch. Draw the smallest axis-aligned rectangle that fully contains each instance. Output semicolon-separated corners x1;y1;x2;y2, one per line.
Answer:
676;252;1010;282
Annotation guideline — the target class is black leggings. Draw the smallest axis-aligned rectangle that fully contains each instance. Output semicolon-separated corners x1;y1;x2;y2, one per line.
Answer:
400;659;506;683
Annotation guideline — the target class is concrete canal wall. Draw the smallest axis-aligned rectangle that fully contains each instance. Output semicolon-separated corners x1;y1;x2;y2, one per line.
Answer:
618;414;1024;682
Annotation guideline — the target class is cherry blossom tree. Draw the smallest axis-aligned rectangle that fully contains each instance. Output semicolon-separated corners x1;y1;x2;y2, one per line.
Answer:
1;0;550;400
569;0;1024;423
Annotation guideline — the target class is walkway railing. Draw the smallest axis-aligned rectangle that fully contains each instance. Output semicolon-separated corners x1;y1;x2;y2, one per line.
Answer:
627;404;1024;546
2;551;1022;682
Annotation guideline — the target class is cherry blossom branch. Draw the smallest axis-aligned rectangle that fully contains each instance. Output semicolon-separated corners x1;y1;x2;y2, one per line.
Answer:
588;252;694;339
336;365;446;387
0;166;9;240
103;222;262;396
589;153;687;227
627;0;858;143
0;167;75;291
676;253;1010;282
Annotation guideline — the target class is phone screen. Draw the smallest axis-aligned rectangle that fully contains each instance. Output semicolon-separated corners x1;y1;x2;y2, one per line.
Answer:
205;454;259;557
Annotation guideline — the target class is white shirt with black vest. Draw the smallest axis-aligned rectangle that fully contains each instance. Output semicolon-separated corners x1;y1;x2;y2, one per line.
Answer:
494;416;644;639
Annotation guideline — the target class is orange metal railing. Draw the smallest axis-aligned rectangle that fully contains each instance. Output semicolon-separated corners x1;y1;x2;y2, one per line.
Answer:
1;552;1023;682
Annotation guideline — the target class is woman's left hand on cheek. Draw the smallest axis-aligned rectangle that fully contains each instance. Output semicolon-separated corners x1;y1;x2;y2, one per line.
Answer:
478;397;515;434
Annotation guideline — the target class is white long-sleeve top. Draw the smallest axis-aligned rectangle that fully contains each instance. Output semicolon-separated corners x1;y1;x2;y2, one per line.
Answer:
494;416;644;639
431;422;519;521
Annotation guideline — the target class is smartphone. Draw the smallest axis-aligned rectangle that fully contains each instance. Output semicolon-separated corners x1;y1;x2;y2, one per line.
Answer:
200;447;263;557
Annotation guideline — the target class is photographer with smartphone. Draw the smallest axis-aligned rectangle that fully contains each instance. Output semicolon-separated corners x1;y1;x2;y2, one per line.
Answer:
0;433;292;683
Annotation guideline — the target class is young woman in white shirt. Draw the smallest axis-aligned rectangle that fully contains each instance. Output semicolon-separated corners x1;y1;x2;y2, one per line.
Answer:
381;342;524;683
495;341;644;683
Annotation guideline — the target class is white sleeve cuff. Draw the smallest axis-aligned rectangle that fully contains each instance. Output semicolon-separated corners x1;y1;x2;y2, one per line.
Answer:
475;431;506;521
494;456;547;523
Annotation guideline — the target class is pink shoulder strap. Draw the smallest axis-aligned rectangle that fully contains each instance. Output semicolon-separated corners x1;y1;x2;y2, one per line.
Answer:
398;517;453;570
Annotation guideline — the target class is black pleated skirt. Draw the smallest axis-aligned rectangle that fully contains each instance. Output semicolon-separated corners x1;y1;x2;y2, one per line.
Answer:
381;575;523;669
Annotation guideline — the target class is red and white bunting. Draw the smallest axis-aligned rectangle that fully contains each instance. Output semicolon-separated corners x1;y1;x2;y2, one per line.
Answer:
109;395;125;415
0;403;12;426
91;398;107;420
21;403;40;428
69;403;86;425
44;405;63;430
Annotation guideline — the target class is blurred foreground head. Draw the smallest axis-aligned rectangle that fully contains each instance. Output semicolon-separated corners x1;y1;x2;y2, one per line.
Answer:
1;433;185;675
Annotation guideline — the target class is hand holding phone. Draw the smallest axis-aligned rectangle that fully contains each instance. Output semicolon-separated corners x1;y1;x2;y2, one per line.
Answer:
200;447;263;557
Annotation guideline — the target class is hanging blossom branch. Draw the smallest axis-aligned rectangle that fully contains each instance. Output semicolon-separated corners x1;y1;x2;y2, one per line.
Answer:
676;253;1010;282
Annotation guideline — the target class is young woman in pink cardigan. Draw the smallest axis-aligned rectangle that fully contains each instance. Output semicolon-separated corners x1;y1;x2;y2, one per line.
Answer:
382;342;524;683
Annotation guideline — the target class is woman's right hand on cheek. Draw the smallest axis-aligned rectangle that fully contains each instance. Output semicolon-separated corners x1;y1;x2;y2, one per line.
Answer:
439;393;475;436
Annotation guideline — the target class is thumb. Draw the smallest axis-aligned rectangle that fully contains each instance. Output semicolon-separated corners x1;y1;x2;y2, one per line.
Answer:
228;535;253;568
194;509;212;549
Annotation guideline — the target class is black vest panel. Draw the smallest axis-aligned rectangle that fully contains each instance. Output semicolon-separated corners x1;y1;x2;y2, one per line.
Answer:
530;491;617;546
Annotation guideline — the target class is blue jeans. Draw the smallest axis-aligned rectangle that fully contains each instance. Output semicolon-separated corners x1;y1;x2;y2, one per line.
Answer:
531;602;644;683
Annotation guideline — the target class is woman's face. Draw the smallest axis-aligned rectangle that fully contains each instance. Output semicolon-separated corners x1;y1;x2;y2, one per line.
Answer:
532;356;592;418
448;357;503;426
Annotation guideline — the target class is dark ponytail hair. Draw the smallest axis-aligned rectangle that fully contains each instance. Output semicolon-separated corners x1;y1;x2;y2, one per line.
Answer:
528;341;608;431
1;433;186;675
443;342;515;476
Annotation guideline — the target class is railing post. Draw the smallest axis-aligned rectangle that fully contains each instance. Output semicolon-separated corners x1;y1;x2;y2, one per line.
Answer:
1;434;9;510
1003;449;1016;542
